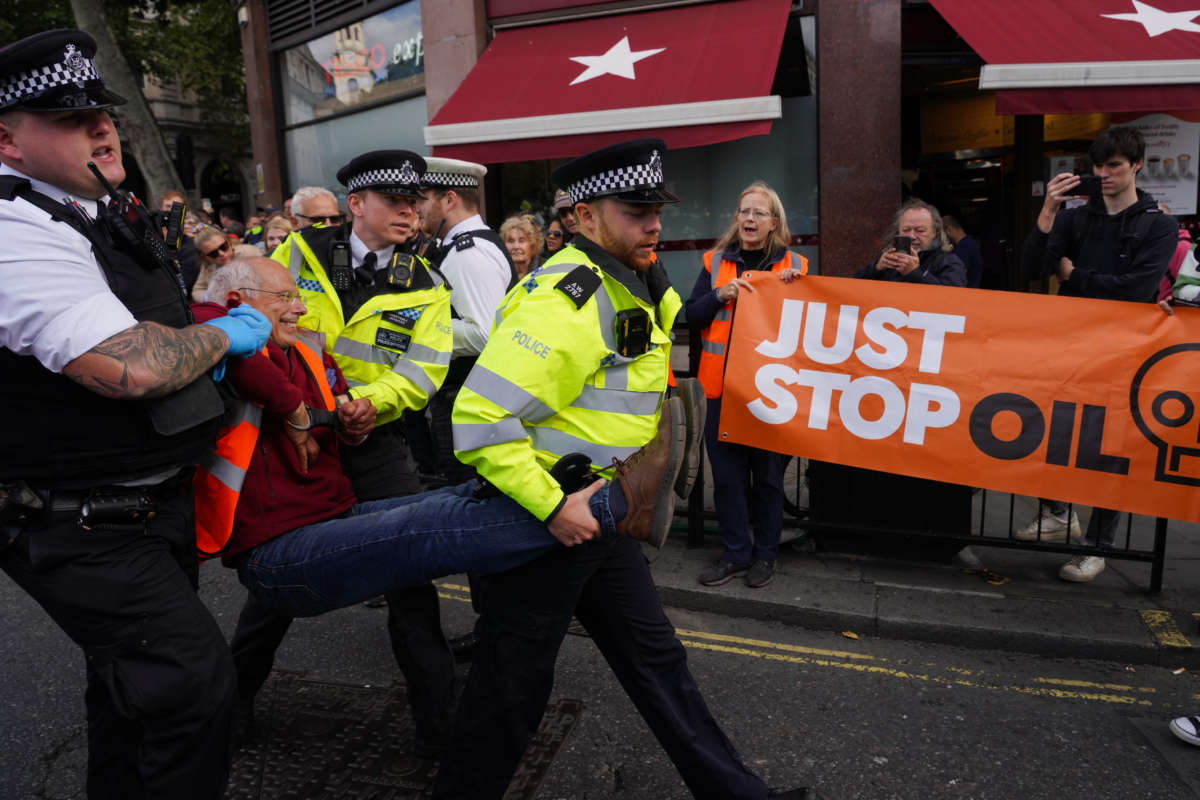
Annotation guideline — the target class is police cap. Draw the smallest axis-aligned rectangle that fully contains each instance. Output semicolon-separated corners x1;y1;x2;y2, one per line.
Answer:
0;29;126;113
336;150;426;198
552;138;679;206
422;157;486;190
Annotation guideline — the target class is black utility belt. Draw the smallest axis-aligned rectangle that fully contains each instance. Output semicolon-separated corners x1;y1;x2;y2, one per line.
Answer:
36;485;167;529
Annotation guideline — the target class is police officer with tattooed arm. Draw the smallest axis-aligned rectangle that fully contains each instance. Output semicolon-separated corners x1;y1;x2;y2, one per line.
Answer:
0;30;270;799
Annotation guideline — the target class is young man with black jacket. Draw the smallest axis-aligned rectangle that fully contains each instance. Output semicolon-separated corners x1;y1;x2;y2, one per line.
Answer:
1019;125;1177;582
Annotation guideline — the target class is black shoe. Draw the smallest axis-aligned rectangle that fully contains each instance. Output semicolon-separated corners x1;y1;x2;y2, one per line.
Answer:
768;789;819;800
745;559;775;588
698;558;750;586
448;631;478;662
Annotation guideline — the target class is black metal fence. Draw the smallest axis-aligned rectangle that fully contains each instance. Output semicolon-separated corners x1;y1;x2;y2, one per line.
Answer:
683;454;1170;594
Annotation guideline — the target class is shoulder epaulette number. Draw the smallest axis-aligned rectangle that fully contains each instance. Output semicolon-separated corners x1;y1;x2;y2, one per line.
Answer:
453;232;475;251
555;265;602;309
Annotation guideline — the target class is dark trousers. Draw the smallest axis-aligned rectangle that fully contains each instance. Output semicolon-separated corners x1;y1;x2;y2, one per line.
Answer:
428;358;478;485
705;397;790;563
0;485;236;799
230;425;456;745
432;535;767;800
230;582;455;743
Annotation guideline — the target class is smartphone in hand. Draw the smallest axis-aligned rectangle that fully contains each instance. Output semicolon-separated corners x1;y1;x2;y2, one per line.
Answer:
893;234;913;253
1075;175;1102;197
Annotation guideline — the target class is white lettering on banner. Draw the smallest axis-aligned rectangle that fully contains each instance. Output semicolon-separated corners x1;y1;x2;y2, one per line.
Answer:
747;301;967;445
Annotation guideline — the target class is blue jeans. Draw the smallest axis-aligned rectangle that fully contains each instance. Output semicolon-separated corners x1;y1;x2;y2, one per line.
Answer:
239;481;613;618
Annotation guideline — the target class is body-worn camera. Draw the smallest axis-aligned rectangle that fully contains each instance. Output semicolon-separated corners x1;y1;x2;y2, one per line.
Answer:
613;308;651;357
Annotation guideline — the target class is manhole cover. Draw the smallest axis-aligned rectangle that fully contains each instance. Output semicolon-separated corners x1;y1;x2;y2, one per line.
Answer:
227;673;583;799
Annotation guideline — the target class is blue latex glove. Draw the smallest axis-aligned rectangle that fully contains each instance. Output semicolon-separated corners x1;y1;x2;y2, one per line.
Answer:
203;305;272;357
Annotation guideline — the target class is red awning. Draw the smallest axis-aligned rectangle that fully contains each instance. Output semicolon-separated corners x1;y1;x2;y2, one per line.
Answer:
929;0;1200;114
424;0;791;163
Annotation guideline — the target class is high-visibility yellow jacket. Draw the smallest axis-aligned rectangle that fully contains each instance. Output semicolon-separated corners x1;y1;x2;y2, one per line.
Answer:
452;237;682;521
272;226;452;425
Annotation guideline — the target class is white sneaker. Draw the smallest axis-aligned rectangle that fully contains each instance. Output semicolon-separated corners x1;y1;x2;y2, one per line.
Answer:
1169;716;1200;746
1059;555;1106;582
1015;509;1081;542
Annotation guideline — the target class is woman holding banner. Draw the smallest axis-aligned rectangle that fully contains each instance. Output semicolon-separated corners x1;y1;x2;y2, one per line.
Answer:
686;182;807;589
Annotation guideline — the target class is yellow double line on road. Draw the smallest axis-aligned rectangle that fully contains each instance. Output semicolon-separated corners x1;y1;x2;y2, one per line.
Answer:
436;582;1156;707
674;628;1154;706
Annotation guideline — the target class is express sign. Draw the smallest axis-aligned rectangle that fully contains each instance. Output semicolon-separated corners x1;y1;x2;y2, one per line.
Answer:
719;274;1200;522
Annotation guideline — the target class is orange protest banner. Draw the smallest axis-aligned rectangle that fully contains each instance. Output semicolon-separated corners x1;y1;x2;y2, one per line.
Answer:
719;274;1200;522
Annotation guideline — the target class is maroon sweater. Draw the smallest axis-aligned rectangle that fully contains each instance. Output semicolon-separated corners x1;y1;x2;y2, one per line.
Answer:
193;303;357;561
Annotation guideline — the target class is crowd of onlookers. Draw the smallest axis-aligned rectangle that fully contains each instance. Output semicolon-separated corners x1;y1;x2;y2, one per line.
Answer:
164;185;577;304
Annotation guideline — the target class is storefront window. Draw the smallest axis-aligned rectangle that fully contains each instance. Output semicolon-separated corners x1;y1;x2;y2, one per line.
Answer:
285;95;429;194
280;1;424;127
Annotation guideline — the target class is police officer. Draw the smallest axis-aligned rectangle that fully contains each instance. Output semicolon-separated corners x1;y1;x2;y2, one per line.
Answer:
433;139;815;799
0;30;271;798
231;151;458;756
419;156;515;484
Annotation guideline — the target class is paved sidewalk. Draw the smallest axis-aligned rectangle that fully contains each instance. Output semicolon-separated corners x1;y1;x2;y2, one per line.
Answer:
648;515;1200;668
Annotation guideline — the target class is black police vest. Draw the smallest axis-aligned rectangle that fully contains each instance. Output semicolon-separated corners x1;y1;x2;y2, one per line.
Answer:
0;180;223;488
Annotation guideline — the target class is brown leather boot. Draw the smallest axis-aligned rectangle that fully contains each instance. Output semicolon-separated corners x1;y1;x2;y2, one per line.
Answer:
673;377;706;499
614;395;685;548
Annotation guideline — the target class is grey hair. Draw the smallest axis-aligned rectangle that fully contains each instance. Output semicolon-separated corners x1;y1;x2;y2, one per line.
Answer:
290;186;337;217
206;259;262;304
883;198;951;254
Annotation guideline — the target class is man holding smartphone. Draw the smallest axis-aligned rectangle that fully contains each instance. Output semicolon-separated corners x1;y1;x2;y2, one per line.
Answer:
1018;125;1177;582
854;198;966;286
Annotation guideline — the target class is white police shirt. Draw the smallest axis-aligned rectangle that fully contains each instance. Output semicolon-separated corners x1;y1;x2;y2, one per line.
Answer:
349;230;394;271
439;214;511;358
0;164;137;373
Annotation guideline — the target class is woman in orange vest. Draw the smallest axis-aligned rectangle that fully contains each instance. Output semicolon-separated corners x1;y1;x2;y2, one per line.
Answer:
685;182;807;590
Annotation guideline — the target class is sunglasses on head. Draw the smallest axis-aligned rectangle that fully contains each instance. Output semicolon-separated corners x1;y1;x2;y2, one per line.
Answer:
204;240;231;259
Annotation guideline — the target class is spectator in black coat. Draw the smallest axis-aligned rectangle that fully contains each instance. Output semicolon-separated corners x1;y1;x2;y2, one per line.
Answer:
854;199;965;287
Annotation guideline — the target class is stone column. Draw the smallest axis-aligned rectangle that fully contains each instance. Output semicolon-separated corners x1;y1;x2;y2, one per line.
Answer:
818;0;902;277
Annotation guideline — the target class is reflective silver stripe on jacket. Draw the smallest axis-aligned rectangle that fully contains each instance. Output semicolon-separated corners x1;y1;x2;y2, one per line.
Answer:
453;417;528;451
572;385;660;416
332;336;393;366
714;308;731;321
701;339;726;355
392;357;437;396
710;257;720;290
201;403;262;491
528;427;640;465
464;365;556;422
405;342;451;365
288;242;304;282
298;328;326;352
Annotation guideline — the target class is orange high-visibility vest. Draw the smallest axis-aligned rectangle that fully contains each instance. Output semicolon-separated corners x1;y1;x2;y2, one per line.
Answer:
696;250;807;399
193;340;335;559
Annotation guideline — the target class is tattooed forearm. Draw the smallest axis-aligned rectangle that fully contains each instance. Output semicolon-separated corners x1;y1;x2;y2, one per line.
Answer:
64;321;228;399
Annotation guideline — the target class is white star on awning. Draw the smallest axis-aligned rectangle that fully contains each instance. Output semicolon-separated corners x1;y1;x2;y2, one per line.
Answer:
568;36;666;86
1102;0;1200;37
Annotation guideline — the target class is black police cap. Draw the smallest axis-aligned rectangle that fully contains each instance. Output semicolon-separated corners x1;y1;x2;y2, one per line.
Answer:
552;138;680;206
0;29;126;113
336;150;427;199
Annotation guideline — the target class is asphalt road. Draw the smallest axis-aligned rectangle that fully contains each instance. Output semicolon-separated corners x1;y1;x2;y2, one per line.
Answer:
4;561;1200;800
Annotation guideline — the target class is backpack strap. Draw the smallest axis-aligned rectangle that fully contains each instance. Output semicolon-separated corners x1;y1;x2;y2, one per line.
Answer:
450;228;519;290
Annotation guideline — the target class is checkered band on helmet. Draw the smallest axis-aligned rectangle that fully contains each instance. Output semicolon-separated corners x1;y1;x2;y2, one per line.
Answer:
0;53;100;109
567;152;664;204
423;171;478;188
347;161;421;192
